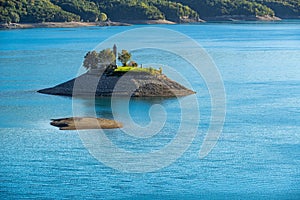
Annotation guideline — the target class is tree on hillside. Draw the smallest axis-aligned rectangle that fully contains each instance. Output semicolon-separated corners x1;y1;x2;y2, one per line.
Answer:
118;50;131;66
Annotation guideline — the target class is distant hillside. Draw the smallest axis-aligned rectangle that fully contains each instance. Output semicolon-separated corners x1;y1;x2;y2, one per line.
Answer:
94;0;199;22
50;0;107;22
0;0;199;23
177;0;274;18
253;0;300;18
0;0;79;23
0;0;299;24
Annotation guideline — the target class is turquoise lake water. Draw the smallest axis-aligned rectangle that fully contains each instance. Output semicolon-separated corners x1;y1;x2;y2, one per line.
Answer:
0;21;300;199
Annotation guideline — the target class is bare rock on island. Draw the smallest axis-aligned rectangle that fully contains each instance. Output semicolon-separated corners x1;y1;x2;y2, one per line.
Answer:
50;117;123;130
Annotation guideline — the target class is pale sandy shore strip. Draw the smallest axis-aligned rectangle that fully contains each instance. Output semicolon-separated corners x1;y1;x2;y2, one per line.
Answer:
0;16;282;30
0;20;179;29
0;21;131;29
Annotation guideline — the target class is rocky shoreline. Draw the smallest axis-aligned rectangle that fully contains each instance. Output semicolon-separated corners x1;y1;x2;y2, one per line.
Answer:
202;15;281;22
1;15;284;29
0;21;131;29
117;19;176;25
38;71;195;97
0;20;175;29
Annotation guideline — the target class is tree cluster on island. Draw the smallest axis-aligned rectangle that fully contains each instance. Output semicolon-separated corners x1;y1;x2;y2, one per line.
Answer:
83;46;162;76
1;0;299;24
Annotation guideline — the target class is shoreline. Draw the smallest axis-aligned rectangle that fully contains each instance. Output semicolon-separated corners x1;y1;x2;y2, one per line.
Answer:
202;15;281;22
117;19;177;25
0;16;290;30
0;20;176;29
0;21;131;29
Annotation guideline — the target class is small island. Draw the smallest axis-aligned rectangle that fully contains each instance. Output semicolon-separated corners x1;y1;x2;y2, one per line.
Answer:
50;117;123;130
38;45;195;97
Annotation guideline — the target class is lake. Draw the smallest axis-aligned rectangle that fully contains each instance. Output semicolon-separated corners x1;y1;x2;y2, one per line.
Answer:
0;21;299;199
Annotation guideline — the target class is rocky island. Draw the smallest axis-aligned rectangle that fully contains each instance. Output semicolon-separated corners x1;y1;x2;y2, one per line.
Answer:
50;117;123;130
38;45;195;97
38;72;195;97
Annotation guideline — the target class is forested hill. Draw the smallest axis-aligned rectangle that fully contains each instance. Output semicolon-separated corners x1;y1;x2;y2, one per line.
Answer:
1;0;299;24
177;0;299;19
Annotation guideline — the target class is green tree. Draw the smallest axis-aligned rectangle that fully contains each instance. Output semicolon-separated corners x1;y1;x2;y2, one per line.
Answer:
83;49;115;71
83;51;99;70
99;13;107;21
98;48;115;69
118;50;131;66
10;12;20;23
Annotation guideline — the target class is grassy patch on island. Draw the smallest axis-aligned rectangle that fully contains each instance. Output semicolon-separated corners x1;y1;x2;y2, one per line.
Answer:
114;66;162;75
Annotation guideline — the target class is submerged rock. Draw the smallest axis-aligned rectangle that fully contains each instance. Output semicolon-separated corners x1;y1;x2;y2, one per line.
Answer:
50;117;123;130
38;72;195;97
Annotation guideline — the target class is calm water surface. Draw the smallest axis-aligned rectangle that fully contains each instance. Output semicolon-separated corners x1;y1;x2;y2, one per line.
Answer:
0;21;299;199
